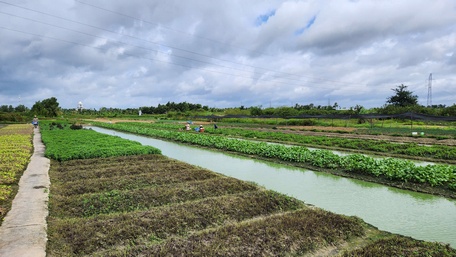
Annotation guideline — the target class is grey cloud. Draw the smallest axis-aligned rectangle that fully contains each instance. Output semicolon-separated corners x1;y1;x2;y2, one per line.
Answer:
1;0;456;109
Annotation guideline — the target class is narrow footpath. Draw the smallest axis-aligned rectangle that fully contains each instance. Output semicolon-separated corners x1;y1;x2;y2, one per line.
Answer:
0;127;50;257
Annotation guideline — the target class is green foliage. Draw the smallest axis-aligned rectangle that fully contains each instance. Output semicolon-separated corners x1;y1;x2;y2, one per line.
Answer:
69;123;83;130
40;121;161;161
31;97;60;117
274;106;299;117
118;122;456;161
386;84;418;107
140;101;209;114
249;106;263;116
0;124;33;224
0;112;27;123
93;122;456;191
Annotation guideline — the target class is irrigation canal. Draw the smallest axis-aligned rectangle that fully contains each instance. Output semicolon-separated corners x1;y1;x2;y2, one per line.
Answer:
89;126;456;247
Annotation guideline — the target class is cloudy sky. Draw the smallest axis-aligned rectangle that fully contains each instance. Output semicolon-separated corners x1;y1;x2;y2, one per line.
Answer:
1;0;455;110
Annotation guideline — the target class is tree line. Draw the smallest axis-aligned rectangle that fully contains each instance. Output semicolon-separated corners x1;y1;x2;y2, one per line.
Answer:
1;85;456;122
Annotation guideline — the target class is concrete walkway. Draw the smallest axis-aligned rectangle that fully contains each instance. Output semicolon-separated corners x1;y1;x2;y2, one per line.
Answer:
0;127;50;257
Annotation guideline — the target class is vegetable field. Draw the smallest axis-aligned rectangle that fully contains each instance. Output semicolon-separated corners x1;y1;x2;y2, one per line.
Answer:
0;124;33;223
47;154;456;256
91;122;456;198
40;122;161;161
111;122;456;162
28;121;454;255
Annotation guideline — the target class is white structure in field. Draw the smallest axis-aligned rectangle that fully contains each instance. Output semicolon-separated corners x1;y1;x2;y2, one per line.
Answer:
77;101;84;111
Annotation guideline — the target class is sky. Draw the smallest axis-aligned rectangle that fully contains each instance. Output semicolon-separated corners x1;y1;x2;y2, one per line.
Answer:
1;0;455;110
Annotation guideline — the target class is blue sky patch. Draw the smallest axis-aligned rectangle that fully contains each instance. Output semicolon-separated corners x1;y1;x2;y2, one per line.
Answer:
255;10;276;26
295;15;317;35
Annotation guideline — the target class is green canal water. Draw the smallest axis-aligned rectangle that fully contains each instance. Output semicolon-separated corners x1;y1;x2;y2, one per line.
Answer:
90;126;456;247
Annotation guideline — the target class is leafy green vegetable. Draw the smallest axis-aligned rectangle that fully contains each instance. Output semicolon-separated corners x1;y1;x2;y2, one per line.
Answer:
40;122;161;161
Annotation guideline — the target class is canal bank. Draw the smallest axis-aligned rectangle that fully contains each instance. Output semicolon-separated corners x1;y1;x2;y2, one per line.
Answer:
89;126;456;247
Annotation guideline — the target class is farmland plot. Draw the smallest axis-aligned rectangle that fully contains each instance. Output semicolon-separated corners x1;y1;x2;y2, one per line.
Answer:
43;122;456;256
0;124;33;223
90;122;456;198
47;155;358;256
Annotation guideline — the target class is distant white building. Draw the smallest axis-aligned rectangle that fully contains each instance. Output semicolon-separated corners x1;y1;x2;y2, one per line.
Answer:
77;101;84;111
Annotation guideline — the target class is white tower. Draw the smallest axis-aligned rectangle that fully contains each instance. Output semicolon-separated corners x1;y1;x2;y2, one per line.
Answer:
77;101;84;111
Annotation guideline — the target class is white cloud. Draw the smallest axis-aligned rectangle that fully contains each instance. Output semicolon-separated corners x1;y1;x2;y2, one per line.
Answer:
0;0;455;109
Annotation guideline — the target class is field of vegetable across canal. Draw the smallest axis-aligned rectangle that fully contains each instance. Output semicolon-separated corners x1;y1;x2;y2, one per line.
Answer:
88;126;456;247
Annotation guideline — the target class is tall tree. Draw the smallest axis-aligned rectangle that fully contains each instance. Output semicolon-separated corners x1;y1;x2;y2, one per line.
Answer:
31;97;60;117
386;84;418;107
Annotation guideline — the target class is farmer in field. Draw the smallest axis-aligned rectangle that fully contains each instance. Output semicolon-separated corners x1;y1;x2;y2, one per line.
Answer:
32;115;39;128
185;123;191;131
199;125;205;132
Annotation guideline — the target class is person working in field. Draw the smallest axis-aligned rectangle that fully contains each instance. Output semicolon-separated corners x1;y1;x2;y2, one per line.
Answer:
199;125;204;132
32;115;39;128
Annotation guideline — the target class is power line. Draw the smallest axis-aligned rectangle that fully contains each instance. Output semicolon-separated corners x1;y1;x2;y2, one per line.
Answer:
0;25;320;88
0;11;269;80
0;26;249;79
0;0;293;81
2;10;358;88
74;0;272;58
74;0;366;87
0;0;366;88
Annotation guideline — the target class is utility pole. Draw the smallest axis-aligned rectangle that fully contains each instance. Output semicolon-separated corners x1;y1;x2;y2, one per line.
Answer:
427;73;432;107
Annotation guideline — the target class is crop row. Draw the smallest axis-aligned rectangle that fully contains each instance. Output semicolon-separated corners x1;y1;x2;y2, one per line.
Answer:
341;236;456;256
40;122;161;161
46;145;455;256
92;122;456;192
53;154;189;182
47;154;315;256
0;124;33;223
52;177;259;218
46;154;363;256
127;122;456;161
52;165;218;196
